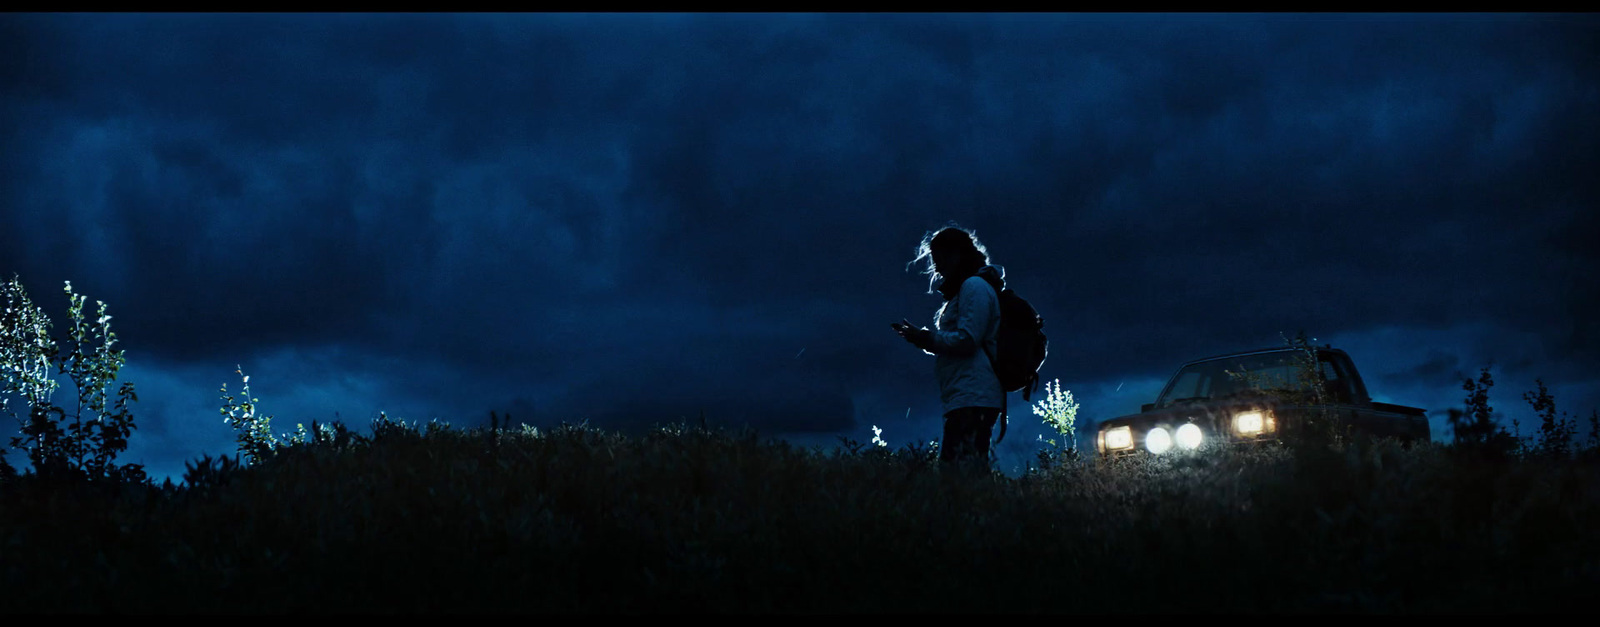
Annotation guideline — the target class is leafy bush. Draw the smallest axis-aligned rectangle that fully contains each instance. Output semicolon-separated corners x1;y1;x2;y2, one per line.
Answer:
219;367;279;465
1442;367;1586;463
1525;379;1578;460
0;276;143;485
1030;378;1080;471
1446;366;1520;460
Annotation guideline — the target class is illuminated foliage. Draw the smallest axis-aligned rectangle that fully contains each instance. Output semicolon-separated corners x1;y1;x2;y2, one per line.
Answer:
219;367;278;465
0;276;143;484
1031;378;1079;448
1029;378;1080;471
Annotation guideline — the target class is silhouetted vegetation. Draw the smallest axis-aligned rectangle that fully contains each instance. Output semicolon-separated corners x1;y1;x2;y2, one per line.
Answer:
3;277;1598;612
3;417;1598;612
1447;366;1522;462
0;276;144;486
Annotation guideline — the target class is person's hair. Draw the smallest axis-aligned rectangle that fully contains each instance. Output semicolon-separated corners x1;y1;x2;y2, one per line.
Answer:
908;224;990;295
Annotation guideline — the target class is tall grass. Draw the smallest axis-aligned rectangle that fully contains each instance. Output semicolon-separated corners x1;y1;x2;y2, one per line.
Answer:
3;418;1597;612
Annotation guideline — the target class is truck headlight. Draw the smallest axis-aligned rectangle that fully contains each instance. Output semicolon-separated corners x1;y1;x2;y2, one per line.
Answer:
1176;423;1203;449
1102;426;1133;451
1233;411;1273;436
1146;427;1173;454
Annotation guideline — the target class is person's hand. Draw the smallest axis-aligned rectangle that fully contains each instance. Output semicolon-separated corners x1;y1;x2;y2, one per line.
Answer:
894;318;933;350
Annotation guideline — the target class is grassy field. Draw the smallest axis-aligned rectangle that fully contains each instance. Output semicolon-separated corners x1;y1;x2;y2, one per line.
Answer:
3;417;1597;613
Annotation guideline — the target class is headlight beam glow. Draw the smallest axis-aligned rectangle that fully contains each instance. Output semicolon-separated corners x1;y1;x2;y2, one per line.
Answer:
1176;423;1203;449
1234;411;1267;436
1103;426;1133;451
1146;427;1172;454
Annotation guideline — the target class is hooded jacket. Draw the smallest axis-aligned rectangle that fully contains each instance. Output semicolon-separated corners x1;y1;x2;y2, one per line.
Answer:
926;265;1005;414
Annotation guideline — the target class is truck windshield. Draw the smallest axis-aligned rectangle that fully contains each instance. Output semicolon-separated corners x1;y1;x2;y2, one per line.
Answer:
1156;351;1345;408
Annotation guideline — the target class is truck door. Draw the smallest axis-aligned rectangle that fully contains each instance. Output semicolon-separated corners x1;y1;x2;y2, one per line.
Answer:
1318;354;1370;436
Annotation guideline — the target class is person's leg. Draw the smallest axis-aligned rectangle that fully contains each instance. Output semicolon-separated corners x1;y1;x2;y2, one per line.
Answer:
940;408;981;465
971;408;999;467
941;407;1001;472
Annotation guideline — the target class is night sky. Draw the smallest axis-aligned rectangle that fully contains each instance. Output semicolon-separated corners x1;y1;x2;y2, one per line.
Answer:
3;13;1596;482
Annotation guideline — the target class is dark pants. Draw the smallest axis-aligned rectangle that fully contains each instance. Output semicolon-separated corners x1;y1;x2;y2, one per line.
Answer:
941;406;1001;469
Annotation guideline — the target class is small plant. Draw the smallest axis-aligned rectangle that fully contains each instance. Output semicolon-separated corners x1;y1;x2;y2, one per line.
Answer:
1523;379;1576;460
0;276;143;484
369;410;424;445
1031;378;1080;471
1446;366;1520;459
220;366;277;465
1281;331;1342;446
1451;367;1495;446
285;418;361;450
1032;378;1079;448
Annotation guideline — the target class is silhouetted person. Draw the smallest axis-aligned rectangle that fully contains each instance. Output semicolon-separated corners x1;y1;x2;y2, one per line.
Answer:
893;225;1004;473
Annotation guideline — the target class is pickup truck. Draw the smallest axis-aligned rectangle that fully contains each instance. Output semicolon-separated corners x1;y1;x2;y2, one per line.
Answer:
1095;346;1430;456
